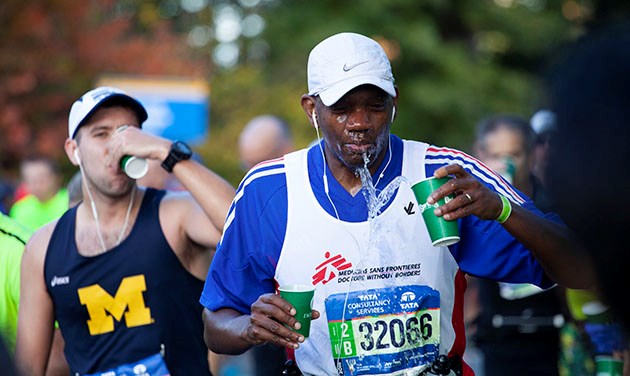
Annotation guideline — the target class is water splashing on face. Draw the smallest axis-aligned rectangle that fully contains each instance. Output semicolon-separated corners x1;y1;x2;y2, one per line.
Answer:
335;151;415;371
353;151;408;287
358;152;407;220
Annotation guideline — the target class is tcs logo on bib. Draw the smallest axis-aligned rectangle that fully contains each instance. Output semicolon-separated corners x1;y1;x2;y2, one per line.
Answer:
77;274;154;335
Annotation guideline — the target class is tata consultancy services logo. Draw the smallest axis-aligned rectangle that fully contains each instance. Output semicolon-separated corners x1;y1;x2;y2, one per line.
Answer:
399;291;419;310
312;251;352;286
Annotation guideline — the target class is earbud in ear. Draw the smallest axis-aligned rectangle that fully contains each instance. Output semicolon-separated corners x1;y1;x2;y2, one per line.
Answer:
391;106;396;123
312;112;319;130
74;149;81;165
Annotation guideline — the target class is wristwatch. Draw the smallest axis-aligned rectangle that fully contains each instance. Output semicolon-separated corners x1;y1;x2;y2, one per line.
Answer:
161;141;193;172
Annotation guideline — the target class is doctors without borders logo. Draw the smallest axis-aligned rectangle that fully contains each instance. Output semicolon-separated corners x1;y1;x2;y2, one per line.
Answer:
312;251;352;285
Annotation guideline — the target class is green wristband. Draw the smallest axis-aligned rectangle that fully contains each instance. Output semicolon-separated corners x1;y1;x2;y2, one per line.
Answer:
496;194;512;224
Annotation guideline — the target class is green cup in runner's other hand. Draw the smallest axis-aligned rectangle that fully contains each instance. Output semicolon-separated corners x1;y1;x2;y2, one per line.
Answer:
279;285;315;338
594;356;624;376
411;176;460;247
582;300;612;323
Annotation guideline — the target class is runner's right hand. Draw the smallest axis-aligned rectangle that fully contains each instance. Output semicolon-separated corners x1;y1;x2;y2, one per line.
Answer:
244;293;320;349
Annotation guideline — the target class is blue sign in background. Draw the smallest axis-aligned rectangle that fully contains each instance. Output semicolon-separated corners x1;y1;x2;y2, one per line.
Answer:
97;76;210;146
140;96;209;145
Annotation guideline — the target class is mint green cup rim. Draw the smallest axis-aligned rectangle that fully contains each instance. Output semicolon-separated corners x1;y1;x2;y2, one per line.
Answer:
594;355;624;374
594;355;624;364
278;284;315;293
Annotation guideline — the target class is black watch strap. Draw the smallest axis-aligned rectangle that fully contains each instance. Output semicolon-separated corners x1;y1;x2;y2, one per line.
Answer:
161;141;192;172
161;153;178;173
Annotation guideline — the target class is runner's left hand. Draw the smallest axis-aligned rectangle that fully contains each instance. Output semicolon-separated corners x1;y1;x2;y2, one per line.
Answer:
428;164;503;221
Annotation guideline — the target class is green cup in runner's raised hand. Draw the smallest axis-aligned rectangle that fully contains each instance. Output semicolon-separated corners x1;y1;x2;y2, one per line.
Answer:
411;176;460;247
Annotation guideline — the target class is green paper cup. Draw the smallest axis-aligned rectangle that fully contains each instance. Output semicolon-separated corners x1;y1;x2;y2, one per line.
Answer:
115;125;148;180
279;284;315;338
595;356;624;376
120;155;148;179
411;176;460;247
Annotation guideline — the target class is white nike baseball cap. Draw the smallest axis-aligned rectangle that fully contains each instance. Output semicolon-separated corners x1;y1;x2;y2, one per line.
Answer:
307;32;396;106
68;86;148;139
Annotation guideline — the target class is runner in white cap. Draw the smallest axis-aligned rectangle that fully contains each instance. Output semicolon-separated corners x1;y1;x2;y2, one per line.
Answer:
200;32;594;375
16;86;235;375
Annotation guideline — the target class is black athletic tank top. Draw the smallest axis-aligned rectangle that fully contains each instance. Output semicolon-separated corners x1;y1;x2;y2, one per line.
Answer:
45;188;211;375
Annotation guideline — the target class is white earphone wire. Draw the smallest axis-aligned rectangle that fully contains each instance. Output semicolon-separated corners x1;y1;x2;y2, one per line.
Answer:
373;136;393;189
77;157;107;252
313;112;340;220
76;150;135;253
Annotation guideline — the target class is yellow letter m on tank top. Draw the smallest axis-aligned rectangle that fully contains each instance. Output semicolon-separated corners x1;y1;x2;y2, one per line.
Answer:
77;274;154;335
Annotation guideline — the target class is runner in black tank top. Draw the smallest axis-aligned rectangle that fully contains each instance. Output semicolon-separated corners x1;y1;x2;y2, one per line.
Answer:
45;189;210;375
15;87;235;375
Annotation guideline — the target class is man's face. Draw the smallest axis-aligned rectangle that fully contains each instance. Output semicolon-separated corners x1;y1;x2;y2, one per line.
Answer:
21;161;59;202
476;126;532;188
533;131;554;172
73;106;139;197
314;84;395;173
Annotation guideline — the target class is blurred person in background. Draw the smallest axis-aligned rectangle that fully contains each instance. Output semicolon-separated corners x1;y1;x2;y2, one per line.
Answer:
200;32;594;376
530;110;556;187
238;114;295;171
9;156;68;230
1;204;68;375
531;109;599;376
471;114;563;376
0;178;14;215
546;22;630;374
0;211;31;354
232;114;297;376
16;86;235;376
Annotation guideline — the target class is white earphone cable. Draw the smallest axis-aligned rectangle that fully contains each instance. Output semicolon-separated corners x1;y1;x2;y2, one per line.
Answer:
313;112;340;220
373;136;393;189
77;151;135;253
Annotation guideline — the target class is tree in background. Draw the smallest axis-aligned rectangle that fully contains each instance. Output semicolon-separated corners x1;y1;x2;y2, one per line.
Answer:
0;0;208;180
203;0;628;184
1;0;627;187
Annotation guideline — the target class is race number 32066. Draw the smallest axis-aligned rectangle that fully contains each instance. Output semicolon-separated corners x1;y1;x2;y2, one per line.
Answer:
329;309;439;358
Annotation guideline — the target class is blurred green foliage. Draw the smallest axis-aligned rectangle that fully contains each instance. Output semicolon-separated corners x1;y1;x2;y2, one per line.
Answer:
2;0;626;189
203;0;588;185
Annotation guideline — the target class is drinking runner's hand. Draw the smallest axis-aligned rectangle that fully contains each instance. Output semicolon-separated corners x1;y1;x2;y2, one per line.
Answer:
428;164;504;221
245;293;320;349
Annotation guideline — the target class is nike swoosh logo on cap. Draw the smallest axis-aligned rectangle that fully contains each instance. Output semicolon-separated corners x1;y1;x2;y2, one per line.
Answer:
343;60;369;72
